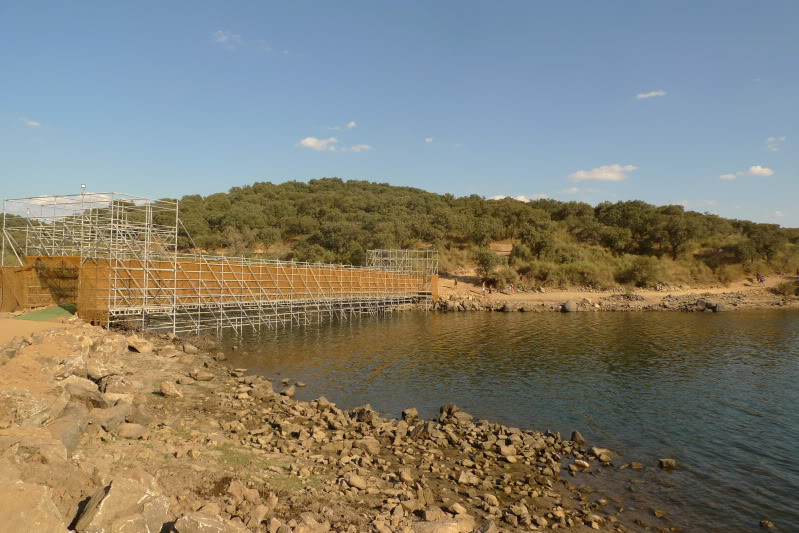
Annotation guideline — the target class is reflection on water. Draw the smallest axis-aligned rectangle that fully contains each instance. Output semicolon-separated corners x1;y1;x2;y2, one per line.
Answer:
225;311;799;532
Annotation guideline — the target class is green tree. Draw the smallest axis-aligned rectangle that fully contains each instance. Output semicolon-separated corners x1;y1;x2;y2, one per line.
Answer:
472;248;502;279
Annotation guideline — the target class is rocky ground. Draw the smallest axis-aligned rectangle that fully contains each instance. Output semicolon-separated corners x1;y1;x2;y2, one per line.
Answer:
434;287;799;314
0;317;687;533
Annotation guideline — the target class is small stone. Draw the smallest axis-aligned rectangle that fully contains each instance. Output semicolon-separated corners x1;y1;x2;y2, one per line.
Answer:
658;458;677;469
345;473;367;490
402;407;419;423
571;430;586;445
450;503;467;515
760;520;775;529
182;343;199;354
280;385;296;397
189;370;214;382
399;468;414;483
159;381;183;398
484;494;499;507
116;423;146;440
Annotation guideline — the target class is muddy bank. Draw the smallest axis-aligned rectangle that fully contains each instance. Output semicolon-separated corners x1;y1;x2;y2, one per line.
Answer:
434;287;799;313
0;318;690;532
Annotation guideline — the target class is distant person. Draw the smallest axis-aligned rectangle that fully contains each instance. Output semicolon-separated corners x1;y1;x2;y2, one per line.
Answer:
454;278;458;288
509;283;514;294
488;284;493;295
481;281;486;296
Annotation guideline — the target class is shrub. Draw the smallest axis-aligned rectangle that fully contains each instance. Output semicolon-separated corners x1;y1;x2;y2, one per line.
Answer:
616;256;662;287
773;280;799;297
489;267;520;290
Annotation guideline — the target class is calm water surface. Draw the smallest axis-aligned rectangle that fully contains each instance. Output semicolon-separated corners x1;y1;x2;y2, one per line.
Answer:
224;311;799;532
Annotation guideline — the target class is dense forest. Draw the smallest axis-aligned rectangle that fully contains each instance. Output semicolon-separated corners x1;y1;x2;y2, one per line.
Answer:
172;179;799;290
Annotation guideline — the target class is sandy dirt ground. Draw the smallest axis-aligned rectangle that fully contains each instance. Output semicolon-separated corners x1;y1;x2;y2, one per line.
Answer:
0;317;66;345
439;271;798;309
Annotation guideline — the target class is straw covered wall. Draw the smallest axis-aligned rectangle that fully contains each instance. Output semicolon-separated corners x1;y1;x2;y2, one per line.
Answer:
76;255;434;326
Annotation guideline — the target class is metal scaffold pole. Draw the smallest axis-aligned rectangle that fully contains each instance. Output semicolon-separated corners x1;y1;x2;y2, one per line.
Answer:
3;192;438;334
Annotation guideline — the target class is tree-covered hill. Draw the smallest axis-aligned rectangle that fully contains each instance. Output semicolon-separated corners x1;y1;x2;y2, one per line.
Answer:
174;178;799;289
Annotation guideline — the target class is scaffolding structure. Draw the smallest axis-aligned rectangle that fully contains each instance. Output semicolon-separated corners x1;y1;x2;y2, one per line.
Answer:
1;193;438;334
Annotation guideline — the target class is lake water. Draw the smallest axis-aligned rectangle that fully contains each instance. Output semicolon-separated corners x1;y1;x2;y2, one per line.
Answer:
224;310;799;532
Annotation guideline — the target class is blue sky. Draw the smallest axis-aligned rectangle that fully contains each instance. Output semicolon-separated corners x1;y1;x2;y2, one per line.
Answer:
2;1;797;226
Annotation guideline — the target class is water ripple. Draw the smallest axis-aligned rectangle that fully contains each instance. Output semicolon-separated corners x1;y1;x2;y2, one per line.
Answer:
227;310;799;532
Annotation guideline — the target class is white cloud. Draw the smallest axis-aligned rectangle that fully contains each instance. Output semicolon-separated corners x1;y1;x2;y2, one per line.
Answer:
18;118;41;128
774;210;785;217
297;137;371;153
424;137;433;143
489;194;548;202
636;89;667;100
720;165;775;180
346;144;371;152
212;30;243;48
569;164;637;182
346;121;357;129
765;136;786;152
561;186;580;194
297;137;338;152
747;165;774;176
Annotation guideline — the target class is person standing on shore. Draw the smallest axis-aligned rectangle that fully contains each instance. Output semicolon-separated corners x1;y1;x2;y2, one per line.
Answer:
481;281;486;296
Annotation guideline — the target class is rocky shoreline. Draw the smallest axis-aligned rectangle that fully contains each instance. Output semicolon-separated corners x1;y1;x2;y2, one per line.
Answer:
433;288;799;314
0;318;690;533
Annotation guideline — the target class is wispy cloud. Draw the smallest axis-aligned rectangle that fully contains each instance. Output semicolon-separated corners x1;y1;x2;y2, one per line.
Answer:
213;30;287;54
296;137;371;153
327;120;358;131
561;186;580;194
18;117;41;128
774;210;785;217
720;165;774;180
765;136;786;152
636;89;667;100
569;164;637;182
297;137;338;152
424;137;433;143
212;30;243;49
254;39;272;53
345;144;371;152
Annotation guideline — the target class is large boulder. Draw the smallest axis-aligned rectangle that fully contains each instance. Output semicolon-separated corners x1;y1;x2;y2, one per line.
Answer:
0;480;69;533
74;472;169;533
126;335;154;354
0;389;53;427
87;402;133;432
62;376;109;409
561;301;578;313
0;427;67;465
46;401;89;454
